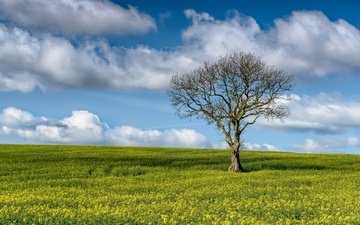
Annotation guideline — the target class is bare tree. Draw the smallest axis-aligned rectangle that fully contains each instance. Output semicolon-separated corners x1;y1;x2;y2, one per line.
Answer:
168;52;294;172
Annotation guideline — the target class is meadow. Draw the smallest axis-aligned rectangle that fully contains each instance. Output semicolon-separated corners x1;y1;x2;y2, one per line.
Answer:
1;144;360;224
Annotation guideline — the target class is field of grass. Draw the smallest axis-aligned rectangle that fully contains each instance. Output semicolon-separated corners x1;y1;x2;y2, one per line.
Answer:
1;145;360;224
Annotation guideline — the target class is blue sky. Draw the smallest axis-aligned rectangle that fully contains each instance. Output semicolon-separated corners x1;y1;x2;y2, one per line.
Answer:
0;0;360;153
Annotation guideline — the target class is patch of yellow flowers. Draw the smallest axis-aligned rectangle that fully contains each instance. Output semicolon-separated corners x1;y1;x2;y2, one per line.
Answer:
1;145;360;224
1;170;360;224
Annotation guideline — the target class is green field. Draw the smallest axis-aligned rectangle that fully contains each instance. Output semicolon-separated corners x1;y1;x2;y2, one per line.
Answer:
1;145;360;224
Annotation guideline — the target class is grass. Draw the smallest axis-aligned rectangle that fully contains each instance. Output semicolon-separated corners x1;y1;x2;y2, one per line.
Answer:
1;144;360;224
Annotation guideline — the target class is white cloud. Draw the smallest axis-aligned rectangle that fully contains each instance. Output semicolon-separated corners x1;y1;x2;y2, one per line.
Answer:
184;9;215;24
259;93;360;134
181;10;360;76
181;10;261;61
0;107;207;147
0;0;156;35
268;11;360;75
2;109;106;143
292;138;324;152
106;127;206;148
243;142;279;151
1;10;360;92
291;137;349;153
0;107;34;127
0;25;179;92
212;141;229;149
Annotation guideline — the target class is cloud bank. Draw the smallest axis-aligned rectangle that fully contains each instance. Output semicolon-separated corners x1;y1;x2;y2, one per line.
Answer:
0;24;190;92
0;0;156;35
291;136;360;153
259;93;360;134
292;138;340;153
1;9;360;92
0;107;207;147
182;9;360;76
243;142;279;151
254;92;360;153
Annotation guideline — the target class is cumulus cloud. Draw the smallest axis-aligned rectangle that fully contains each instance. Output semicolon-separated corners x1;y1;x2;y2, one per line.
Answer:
259;93;360;134
0;0;156;35
291;135;360;153
1;10;360;92
291;137;351;153
0;107;35;127
0;107;207;147
0;25;180;92
0;21;212;92
1;109;107;143
269;11;360;75
106;127;206;148
181;10;360;76
243;142;279;151
292;138;326;152
184;9;215;24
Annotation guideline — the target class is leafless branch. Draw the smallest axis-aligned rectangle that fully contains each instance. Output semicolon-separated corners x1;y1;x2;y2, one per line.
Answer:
168;52;294;147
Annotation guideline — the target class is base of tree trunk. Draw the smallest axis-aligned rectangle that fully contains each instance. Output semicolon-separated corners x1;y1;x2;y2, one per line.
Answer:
228;165;248;172
229;151;248;172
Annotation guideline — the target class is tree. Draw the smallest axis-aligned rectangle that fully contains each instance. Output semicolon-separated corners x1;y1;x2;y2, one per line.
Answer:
168;52;294;172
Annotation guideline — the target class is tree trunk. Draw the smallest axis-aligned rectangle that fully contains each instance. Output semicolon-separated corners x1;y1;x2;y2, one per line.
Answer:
228;145;247;172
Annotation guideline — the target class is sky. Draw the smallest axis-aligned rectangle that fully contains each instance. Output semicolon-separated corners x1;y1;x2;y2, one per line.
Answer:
0;0;360;153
